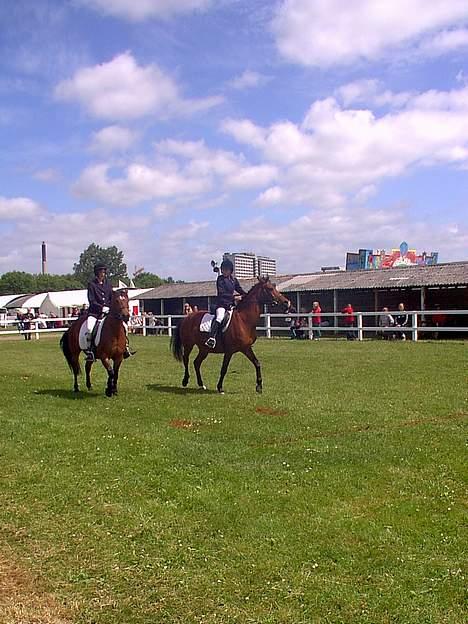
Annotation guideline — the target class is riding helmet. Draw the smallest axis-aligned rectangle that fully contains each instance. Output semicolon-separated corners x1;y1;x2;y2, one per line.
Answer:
93;262;108;275
220;258;234;273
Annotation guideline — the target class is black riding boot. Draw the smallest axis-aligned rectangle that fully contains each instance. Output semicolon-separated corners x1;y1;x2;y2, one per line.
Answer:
205;319;221;348
123;337;136;359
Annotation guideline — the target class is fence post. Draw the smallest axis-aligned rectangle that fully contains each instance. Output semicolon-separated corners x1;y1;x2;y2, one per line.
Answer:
266;313;271;339
168;315;172;338
308;314;313;340
411;312;418;342
142;315;147;337
35;321;40;340
357;313;363;341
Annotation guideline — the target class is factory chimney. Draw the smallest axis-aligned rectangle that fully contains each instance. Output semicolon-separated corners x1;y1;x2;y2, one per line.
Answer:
41;241;47;274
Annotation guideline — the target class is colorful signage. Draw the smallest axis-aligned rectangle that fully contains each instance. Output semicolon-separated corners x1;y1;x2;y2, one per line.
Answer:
346;243;438;271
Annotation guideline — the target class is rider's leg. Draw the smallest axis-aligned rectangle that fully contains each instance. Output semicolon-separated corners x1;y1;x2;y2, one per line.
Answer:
122;322;135;358
84;315;97;361
205;307;225;348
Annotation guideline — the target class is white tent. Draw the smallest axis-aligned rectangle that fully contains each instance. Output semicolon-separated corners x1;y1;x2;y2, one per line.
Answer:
17;292;48;310
0;294;25;308
40;290;88;316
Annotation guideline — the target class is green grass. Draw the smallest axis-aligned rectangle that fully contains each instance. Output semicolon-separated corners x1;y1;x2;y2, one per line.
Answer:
0;336;466;623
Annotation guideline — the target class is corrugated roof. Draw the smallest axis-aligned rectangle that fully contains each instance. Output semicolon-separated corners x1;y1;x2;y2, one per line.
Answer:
137;262;468;299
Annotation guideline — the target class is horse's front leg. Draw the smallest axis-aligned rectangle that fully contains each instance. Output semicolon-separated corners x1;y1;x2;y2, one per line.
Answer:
217;352;233;394
111;357;123;395
101;357;114;397
194;348;208;390
243;346;262;393
85;360;93;390
182;344;193;387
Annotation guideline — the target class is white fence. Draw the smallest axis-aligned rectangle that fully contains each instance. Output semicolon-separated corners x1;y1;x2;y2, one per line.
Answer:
2;310;466;341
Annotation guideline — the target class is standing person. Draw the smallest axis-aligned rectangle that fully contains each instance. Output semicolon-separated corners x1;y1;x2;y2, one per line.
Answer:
378;306;394;339
311;300;322;340
205;258;247;349
394;302;409;341
432;304;447;340
342;303;356;340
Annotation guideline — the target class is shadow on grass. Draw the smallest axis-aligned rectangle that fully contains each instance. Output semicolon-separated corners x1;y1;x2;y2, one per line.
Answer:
147;384;219;395
33;388;101;400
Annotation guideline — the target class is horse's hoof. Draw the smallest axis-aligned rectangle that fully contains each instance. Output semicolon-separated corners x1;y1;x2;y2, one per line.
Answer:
87;384;92;391
217;388;225;395
199;385;207;391
182;379;189;387
256;385;263;394
105;388;112;397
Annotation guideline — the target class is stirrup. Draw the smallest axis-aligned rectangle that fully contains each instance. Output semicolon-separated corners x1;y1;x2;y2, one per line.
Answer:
205;337;216;348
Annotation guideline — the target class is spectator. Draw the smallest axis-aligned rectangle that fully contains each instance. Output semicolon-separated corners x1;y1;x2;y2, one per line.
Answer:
394;302;409;341
311;300;322;340
341;303;356;340
378;307;394;339
23;308;35;341
183;302;193;315
147;312;156;335
290;316;306;339
432;304;447;340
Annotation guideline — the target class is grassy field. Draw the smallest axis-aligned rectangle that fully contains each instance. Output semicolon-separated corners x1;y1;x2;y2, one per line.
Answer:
0;335;466;624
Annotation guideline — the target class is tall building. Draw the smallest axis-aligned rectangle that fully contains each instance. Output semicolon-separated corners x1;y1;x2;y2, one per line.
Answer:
223;252;277;279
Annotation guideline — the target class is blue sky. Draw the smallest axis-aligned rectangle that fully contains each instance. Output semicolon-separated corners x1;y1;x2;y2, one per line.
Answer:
1;0;467;280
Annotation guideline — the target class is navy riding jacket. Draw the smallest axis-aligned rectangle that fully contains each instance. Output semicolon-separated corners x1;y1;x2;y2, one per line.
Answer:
87;278;113;317
216;274;247;308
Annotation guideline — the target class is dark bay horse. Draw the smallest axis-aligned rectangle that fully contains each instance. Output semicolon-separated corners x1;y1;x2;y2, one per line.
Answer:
171;277;290;394
60;289;130;396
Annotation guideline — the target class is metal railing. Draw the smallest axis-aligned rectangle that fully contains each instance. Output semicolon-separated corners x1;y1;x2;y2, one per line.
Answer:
1;310;467;341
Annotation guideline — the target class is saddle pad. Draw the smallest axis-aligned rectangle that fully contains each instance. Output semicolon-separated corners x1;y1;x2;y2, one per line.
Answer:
199;310;233;334
78;319;105;351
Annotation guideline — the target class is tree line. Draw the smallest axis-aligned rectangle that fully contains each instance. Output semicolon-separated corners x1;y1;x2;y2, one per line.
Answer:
0;243;177;295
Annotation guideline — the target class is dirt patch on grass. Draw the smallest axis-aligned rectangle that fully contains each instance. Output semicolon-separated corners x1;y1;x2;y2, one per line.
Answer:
0;550;73;624
256;406;288;417
169;419;200;430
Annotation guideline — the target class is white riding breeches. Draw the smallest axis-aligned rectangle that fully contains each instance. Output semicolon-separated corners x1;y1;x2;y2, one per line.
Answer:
215;307;226;323
85;315;97;347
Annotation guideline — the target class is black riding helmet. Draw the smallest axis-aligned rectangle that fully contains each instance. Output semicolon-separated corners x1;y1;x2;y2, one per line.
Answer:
220;258;234;273
93;262;108;276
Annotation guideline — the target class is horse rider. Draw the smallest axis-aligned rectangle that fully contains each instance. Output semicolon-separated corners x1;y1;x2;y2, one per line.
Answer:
205;258;247;349
84;262;133;361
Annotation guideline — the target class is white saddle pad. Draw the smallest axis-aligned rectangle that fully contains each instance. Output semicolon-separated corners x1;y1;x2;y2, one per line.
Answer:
199;310;233;334
78;319;105;351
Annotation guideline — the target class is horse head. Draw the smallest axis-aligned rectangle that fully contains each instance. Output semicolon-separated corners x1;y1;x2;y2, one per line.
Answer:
255;276;291;311
111;288;130;323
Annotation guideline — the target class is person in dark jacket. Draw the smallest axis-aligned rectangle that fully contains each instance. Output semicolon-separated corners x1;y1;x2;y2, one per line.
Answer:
205;258;247;348
84;262;113;361
394;302;409;340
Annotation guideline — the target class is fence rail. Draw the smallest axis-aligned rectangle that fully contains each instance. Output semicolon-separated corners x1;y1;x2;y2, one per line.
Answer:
2;310;467;341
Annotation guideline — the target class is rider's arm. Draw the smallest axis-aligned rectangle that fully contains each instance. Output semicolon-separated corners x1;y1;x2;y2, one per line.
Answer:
233;278;247;296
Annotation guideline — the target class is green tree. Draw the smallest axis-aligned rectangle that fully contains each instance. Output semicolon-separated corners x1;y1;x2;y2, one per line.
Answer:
73;243;128;286
0;271;35;295
133;272;166;289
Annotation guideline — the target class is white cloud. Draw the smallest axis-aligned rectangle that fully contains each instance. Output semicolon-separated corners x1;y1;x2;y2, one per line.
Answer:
89;125;139;154
55;52;222;121
0;196;43;220
224;84;468;208
79;0;213;21
32;168;61;183
418;28;468;56
228;70;269;90
272;0;468;67
336;80;413;108
73;162;210;206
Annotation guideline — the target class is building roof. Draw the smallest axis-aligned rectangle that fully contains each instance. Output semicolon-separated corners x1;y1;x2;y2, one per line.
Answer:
137;261;468;300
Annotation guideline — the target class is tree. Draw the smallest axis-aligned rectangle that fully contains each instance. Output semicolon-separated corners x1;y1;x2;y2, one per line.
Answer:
0;271;35;295
133;272;166;289
73;243;128;286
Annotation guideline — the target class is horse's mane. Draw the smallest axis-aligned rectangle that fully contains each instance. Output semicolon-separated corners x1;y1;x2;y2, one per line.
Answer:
236;279;268;310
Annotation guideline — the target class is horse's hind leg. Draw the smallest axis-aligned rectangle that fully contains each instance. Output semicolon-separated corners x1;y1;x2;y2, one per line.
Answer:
194;349;209;390
85;360;93;390
111;358;123;395
182;344;193;387
71;354;80;392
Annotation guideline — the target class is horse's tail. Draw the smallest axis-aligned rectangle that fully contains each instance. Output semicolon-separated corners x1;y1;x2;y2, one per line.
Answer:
60;329;81;375
170;321;183;362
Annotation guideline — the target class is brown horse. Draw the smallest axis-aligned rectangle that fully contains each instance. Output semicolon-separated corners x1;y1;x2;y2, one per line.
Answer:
60;289;130;396
171;277;291;394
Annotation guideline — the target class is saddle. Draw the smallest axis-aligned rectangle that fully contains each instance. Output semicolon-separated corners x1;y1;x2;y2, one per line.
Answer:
78;318;105;351
199;309;234;333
